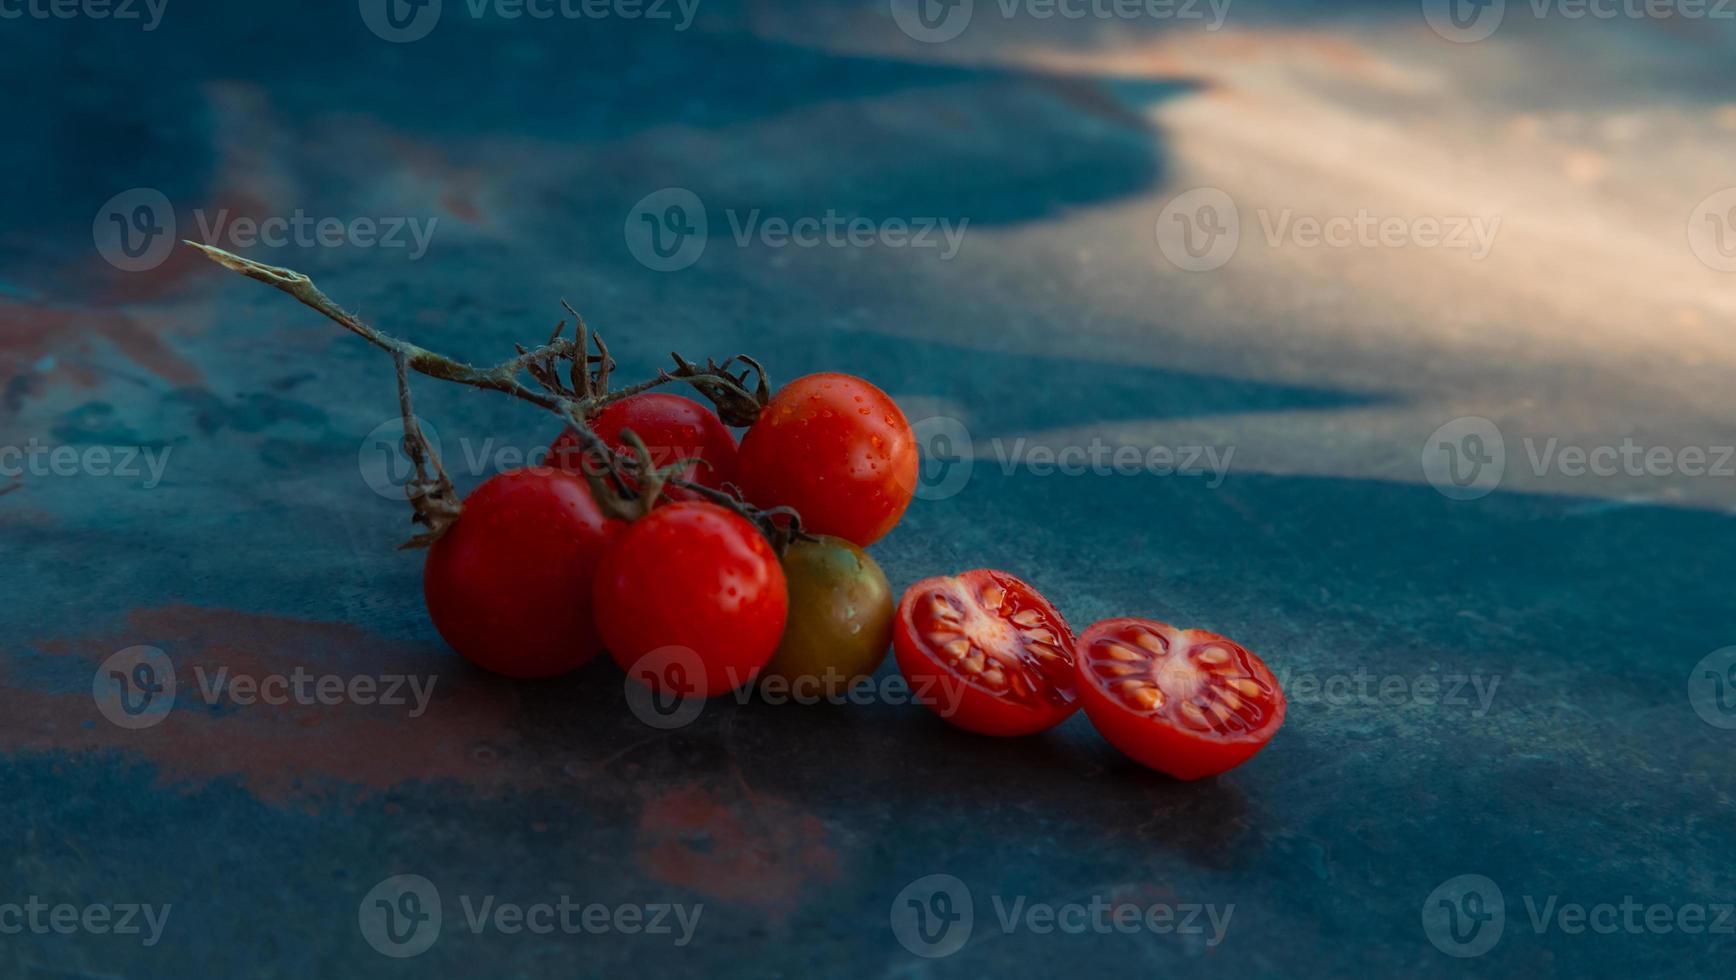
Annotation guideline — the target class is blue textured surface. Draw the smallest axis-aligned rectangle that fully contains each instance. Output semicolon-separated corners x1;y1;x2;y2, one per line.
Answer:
3;2;1735;977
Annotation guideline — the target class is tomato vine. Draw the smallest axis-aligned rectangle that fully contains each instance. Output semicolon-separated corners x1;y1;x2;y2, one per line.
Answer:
187;241;802;548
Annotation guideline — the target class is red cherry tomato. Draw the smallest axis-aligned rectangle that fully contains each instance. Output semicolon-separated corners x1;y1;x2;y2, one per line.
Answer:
736;373;917;546
594;501;788;698
1076;618;1286;779
892;570;1078;736
423;468;620;678
550;392;739;501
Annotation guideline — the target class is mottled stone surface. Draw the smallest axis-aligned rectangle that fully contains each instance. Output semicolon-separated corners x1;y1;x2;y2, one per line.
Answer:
2;2;1734;977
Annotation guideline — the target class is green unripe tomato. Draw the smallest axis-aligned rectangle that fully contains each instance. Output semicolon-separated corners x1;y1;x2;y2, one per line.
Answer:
761;535;894;689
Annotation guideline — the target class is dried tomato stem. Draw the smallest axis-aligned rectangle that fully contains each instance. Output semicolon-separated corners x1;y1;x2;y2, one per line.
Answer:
392;351;463;548
187;242;783;548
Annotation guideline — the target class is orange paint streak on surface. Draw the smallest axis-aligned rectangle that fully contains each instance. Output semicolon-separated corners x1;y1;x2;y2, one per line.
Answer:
8;605;523;806
636;783;841;916
0;300;204;390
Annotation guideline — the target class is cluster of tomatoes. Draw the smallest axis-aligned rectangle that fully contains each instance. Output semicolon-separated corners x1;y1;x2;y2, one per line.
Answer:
420;372;1285;779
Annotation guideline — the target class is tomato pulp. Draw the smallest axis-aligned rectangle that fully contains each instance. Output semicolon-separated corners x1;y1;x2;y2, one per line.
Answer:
1076;618;1285;779
893;569;1078;736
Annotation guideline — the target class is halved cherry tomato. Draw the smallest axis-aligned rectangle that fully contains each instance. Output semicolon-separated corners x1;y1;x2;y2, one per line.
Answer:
1076;618;1285;779
892;570;1077;736
550;392;738;501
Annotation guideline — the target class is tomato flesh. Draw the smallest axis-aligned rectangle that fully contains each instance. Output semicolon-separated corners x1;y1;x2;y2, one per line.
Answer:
1076;618;1285;779
893;570;1077;736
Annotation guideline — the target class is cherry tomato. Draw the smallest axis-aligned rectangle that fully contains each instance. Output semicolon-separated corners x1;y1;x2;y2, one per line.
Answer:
760;535;894;690
892;569;1077;736
1076;618;1286;779
550;392;739;501
423;468;620;678
736;373;917;546
594;501;788;698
